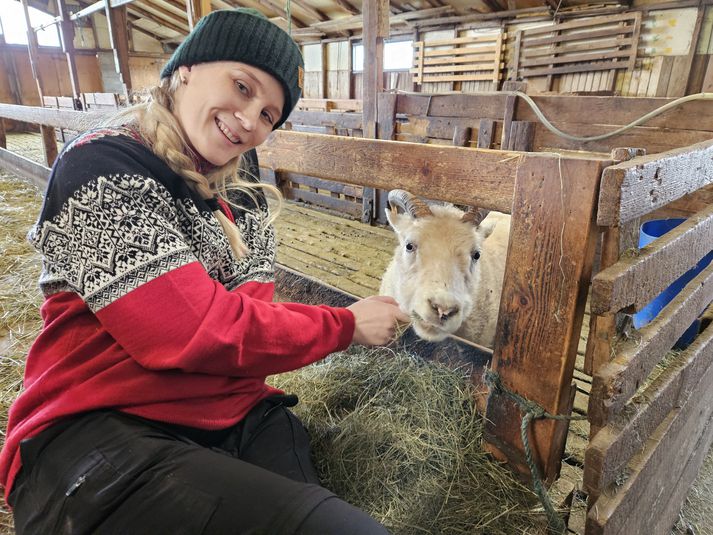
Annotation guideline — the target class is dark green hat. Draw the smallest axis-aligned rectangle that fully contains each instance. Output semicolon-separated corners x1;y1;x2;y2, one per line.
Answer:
161;8;303;129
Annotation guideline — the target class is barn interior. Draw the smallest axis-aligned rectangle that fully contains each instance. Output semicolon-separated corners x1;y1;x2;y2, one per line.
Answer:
0;0;712;533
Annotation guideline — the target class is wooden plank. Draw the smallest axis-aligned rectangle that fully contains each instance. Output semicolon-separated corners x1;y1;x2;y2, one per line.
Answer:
285;173;363;198
655;56;674;97
592;204;713;315
532;122;713;155
417;45;498;58
419;53;500;66
702;55;713;92
452;125;470;147
520;49;634;69
521;60;634;79
420;73;497;83
287;110;363;130
395;93;507;119
585;348;713;535
667;56;693;98
501;81;526;151
0;146;51;188
414;63;499;74
585;324;713;493
0;103;106;131
257;130;537;214
376;92;396;141
597;138;713;227
522;26;636;49
522;13;639;36
515;94;713;132
522;37;633;59
588;260;713;428
285;188;362;218
484;156;603;483
506;121;535;151
477;118;495;148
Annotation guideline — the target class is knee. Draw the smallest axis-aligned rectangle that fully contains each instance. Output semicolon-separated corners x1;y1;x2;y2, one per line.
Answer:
296;496;389;535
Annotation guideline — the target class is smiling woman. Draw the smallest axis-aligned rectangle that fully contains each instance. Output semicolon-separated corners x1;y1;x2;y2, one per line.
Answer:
0;7;409;535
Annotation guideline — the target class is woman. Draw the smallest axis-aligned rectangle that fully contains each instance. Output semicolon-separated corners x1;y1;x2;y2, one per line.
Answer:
1;8;408;534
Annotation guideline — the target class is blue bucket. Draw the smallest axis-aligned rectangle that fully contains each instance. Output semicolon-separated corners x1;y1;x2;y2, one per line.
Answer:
633;219;713;349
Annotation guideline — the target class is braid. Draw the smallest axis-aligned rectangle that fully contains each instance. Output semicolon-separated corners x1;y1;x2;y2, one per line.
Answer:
107;71;284;258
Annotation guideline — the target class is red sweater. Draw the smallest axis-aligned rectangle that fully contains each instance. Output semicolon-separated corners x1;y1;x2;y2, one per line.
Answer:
0;128;355;499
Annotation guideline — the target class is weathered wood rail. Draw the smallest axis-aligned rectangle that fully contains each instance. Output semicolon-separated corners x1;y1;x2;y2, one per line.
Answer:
583;137;713;535
1;100;712;535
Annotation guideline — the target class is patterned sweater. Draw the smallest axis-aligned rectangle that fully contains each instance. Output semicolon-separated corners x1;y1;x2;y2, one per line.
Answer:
0;128;355;498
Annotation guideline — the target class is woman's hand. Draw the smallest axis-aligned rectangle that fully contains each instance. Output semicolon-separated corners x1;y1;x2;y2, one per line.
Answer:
347;296;411;347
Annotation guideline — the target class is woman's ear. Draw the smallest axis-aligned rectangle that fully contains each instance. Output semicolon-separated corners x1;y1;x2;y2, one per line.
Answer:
178;65;192;84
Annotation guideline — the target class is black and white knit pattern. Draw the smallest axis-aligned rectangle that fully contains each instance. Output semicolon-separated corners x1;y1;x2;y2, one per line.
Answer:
30;129;276;311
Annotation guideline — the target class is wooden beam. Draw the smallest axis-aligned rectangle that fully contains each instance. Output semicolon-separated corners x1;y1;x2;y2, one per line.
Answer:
56;0;81;104
484;155;604;484
105;3;132;94
0;147;51;189
130;4;188;33
20;0;58;167
597;138;713;227
136;0;189;27
361;0;388;224
255;131;527;214
69;0;136;20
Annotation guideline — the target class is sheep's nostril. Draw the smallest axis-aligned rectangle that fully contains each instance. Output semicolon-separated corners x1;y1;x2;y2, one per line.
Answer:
434;304;459;323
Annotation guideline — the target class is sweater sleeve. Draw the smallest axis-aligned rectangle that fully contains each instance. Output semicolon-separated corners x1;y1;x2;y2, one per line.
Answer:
30;132;355;377
95;263;355;376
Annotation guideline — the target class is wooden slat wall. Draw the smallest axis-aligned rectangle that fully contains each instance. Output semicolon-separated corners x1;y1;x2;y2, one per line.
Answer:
513;13;641;85
411;32;504;88
584;139;713;534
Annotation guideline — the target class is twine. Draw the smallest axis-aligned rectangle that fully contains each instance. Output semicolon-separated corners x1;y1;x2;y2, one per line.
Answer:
484;369;587;534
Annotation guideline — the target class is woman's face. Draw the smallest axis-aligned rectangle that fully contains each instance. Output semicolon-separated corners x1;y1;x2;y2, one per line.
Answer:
173;61;284;167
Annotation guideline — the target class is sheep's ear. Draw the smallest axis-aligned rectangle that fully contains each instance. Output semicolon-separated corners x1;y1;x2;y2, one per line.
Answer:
385;205;412;232
476;218;498;241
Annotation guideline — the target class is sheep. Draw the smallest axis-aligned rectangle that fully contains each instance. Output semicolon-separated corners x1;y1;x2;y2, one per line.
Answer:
379;189;510;348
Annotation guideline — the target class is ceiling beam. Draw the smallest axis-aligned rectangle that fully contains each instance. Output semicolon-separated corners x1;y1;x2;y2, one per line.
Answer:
289;0;328;22
129;3;189;32
290;5;452;36
135;0;189;26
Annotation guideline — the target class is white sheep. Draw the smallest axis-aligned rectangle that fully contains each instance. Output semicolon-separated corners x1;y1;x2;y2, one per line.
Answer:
379;189;510;348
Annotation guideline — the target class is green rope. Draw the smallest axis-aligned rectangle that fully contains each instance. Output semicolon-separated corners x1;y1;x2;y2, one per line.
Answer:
483;369;587;535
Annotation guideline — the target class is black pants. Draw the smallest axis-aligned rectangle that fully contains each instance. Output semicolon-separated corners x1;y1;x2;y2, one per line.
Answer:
9;396;389;535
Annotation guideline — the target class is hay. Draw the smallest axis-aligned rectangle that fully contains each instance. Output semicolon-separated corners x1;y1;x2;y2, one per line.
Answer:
0;170;44;535
270;347;551;534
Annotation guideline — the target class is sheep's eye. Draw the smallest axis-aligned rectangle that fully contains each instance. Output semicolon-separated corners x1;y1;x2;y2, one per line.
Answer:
405;242;417;253
471;250;481;261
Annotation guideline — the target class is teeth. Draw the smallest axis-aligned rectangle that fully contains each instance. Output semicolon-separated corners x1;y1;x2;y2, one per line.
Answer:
216;118;240;144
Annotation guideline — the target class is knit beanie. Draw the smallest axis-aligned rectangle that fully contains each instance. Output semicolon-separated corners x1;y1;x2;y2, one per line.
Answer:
161;8;303;129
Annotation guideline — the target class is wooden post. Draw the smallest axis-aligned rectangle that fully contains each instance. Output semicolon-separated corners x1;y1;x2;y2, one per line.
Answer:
104;3;132;97
20;0;57;167
374;91;397;224
187;0;211;29
361;0;388;224
583;148;646;438
56;0;81;108
484;155;604;484
500;80;526;150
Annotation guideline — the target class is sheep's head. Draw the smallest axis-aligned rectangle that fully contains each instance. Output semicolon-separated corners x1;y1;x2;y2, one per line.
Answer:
385;189;494;342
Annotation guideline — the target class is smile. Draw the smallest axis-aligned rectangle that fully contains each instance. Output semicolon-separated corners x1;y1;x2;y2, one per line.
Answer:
215;118;241;144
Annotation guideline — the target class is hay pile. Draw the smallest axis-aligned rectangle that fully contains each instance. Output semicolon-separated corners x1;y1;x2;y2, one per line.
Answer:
0;170;44;534
270;347;549;534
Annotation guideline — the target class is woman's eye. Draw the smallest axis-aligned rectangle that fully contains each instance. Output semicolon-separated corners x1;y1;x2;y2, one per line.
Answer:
235;81;249;95
261;111;274;125
405;242;416;253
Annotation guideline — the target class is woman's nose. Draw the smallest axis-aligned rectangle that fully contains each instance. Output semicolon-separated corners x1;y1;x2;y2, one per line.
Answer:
234;106;259;131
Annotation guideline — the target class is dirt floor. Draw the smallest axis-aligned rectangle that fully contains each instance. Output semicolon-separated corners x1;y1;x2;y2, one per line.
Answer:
0;132;711;534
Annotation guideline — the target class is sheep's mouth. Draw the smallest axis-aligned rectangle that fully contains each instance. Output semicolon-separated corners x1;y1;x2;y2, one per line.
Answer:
411;314;456;342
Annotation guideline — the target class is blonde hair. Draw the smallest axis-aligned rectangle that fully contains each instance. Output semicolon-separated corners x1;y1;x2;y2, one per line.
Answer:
109;71;283;258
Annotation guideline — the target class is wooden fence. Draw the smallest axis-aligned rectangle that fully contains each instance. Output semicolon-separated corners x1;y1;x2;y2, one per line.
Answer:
583;139;713;534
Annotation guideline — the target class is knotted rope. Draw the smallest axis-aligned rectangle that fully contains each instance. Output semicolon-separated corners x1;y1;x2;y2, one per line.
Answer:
484;369;587;534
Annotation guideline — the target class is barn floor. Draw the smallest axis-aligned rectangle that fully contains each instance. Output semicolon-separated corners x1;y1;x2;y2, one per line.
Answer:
2;132;711;534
